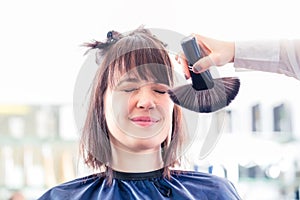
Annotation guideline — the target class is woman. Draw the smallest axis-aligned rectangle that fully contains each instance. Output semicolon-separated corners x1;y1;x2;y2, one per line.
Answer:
38;27;241;200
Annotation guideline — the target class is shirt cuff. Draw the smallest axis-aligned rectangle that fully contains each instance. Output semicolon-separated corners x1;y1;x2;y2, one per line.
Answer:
233;40;281;72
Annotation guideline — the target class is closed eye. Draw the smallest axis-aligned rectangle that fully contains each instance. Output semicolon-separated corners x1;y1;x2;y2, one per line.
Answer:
154;90;166;94
152;84;168;94
123;88;138;92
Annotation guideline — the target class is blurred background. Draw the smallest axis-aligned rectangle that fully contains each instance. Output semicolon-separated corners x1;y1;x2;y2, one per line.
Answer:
1;0;300;199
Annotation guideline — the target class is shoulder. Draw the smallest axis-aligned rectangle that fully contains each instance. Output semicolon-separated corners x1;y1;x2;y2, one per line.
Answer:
37;173;106;200
171;169;228;183
170;170;241;199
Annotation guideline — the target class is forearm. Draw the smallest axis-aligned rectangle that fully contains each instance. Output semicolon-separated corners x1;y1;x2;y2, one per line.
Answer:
234;39;300;80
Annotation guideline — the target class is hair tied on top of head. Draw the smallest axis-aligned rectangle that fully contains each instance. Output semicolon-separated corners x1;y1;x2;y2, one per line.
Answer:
82;30;122;56
81;26;167;65
106;30;122;42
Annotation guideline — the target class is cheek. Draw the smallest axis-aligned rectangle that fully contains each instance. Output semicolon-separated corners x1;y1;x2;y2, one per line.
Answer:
104;90;129;132
159;99;174;131
165;100;175;129
111;92;130;116
104;91;114;130
160;98;174;118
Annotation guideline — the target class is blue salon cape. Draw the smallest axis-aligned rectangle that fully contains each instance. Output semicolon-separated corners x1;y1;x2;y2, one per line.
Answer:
38;169;241;200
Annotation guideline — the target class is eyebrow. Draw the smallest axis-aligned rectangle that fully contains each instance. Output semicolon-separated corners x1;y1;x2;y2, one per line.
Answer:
116;76;170;88
116;77;140;87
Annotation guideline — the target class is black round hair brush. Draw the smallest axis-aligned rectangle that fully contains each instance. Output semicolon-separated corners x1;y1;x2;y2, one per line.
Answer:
168;36;240;113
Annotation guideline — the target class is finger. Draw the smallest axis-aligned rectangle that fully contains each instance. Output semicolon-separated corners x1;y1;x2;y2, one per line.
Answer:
193;34;217;50
192;34;213;54
175;54;179;62
180;56;191;79
183;64;191;79
194;34;234;66
175;52;184;63
192;55;215;73
176;52;191;79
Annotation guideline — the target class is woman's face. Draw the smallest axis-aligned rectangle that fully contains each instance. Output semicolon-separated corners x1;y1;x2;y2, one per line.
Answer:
104;68;174;152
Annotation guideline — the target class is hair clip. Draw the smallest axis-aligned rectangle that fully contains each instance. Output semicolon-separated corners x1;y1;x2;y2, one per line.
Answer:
82;30;122;55
107;31;114;40
106;30;121;43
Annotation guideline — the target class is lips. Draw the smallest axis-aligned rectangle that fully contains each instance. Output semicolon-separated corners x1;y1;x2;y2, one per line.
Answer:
130;116;159;127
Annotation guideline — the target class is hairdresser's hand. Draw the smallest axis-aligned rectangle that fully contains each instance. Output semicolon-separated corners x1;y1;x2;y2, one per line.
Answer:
176;34;235;79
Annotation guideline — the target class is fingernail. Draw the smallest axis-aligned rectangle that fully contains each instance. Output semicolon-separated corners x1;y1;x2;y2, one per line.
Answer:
193;65;202;73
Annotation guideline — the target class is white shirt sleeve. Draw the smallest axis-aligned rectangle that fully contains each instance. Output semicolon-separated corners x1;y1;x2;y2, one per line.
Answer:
234;39;300;80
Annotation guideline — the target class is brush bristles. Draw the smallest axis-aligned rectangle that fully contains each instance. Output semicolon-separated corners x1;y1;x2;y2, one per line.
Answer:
168;77;240;113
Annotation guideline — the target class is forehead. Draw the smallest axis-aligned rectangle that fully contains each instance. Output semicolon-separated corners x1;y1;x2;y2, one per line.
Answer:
102;36;174;88
110;63;173;87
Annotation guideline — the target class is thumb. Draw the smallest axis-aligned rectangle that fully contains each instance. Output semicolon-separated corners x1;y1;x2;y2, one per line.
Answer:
192;55;216;73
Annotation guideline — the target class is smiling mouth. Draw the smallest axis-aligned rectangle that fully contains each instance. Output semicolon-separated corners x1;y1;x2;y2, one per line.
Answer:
130;116;159;127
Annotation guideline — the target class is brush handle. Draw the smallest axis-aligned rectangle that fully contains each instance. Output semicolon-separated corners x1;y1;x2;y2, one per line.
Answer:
181;36;214;91
190;70;214;90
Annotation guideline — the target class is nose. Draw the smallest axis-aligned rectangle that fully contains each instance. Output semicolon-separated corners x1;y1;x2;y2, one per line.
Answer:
136;88;156;110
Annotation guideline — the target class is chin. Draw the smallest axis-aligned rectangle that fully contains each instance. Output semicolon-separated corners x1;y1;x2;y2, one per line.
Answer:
126;136;165;152
109;124;171;152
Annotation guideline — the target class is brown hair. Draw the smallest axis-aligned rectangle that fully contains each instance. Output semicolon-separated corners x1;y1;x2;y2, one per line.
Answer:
80;27;186;184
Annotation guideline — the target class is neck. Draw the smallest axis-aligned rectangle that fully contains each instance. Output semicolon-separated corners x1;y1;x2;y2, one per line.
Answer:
110;142;164;173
